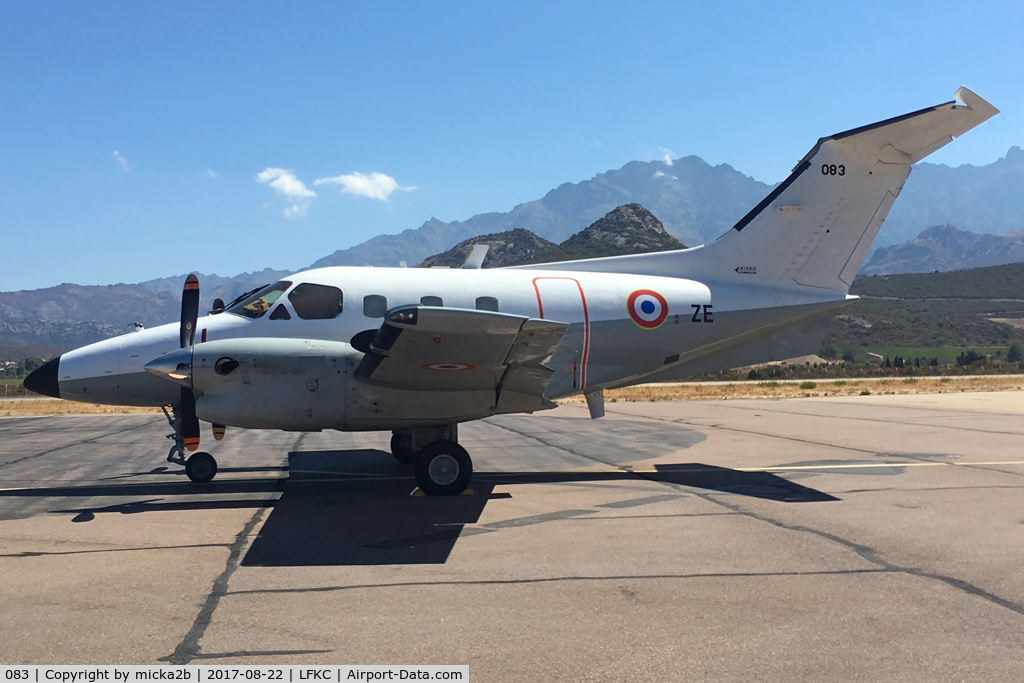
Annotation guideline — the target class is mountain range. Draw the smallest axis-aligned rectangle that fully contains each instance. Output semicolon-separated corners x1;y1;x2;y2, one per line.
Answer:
4;146;1024;353
419;204;683;268
860;224;1024;275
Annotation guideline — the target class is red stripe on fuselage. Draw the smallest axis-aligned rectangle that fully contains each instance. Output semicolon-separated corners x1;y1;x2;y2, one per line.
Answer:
531;277;590;390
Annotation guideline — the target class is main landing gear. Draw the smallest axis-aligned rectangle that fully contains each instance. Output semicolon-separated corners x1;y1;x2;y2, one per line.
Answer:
391;425;473;496
162;406;219;483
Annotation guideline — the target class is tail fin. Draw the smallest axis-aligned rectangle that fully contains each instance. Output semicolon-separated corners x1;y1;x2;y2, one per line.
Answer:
525;87;998;294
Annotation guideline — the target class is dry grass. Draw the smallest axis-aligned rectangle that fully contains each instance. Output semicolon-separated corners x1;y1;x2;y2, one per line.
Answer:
5;374;1024;416
0;399;162;417
561;374;1024;403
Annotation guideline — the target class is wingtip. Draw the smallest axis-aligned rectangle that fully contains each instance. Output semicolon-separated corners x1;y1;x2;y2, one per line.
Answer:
954;86;1000;117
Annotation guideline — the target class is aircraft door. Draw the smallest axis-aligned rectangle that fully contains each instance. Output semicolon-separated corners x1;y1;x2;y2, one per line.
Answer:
533;277;590;392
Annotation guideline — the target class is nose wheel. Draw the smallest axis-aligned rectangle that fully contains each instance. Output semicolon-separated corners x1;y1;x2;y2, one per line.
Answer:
185;452;218;483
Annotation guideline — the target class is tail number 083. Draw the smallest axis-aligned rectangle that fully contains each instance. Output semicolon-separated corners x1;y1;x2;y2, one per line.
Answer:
821;164;845;176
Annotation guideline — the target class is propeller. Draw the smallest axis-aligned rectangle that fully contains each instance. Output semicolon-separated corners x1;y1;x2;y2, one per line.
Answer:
179;274;201;452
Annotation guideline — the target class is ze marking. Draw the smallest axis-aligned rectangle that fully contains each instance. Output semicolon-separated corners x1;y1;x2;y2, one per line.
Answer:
691;304;713;323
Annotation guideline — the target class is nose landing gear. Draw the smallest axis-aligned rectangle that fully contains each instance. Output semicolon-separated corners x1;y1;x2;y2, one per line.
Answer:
162;406;219;483
184;452;218;483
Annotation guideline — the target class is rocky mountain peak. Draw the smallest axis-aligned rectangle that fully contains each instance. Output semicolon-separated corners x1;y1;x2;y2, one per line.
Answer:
417;229;556;269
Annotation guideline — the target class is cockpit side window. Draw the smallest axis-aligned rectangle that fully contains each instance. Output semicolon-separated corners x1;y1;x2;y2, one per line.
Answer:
420;296;443;307
227;281;292;319
288;283;343;320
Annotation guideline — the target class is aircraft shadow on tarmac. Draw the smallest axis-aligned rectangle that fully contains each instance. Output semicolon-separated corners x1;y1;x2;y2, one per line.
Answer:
239;449;838;567
1;449;837;566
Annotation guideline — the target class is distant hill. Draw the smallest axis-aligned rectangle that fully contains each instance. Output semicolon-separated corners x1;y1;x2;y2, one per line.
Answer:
418;204;685;269
0;283;178;349
878;146;1024;247
860;224;1024;275
419;229;556;268
526;204;685;264
850;261;1024;300
825;262;1024;351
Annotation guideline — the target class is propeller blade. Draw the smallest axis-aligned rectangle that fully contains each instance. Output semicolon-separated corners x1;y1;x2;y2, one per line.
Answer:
180;387;201;452
180;274;200;348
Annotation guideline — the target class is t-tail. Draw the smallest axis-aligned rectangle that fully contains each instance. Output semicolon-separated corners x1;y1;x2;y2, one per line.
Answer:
525;87;998;293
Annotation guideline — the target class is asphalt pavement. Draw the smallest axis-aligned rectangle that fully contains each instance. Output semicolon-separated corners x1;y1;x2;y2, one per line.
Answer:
2;392;1023;680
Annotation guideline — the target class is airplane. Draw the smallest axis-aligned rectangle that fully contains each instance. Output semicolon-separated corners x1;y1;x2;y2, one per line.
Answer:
24;87;998;496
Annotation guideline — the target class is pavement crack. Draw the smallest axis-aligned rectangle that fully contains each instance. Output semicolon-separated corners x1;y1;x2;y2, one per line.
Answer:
0;542;231;558
691;490;1024;618
227;569;888;596
161;507;267;665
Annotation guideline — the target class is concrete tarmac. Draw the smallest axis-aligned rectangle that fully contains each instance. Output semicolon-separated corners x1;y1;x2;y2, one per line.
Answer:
2;392;1024;680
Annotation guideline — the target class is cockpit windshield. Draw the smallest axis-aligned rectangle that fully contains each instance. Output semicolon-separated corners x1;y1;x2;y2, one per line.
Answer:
226;281;292;319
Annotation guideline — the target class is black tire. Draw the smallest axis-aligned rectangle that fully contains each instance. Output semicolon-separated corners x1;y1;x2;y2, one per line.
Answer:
185;452;218;483
413;440;472;496
390;433;417;463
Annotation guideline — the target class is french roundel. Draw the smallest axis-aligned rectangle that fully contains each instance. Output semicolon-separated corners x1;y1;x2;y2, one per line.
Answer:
627;289;668;329
420;362;477;372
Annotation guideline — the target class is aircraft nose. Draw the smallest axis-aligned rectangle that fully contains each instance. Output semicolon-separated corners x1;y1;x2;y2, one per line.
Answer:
24;356;61;398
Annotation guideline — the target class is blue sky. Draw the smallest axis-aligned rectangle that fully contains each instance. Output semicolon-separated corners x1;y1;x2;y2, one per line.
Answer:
1;1;1021;291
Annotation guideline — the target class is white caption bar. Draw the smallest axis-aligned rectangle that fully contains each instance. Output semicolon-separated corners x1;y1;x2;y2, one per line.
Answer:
0;667;467;683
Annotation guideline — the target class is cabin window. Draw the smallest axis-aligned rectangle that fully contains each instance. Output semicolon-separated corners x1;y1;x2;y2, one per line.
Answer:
288;283;343;320
420;296;443;307
227;281;292;319
363;294;388;318
269;304;291;320
475;296;499;312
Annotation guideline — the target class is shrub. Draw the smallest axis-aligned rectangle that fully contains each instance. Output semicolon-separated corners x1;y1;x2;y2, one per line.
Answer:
757;381;780;388
799;381;817;389
834;380;847;386
1009;345;1023;363
940;377;952;383
957;350;984;366
859;390;871;396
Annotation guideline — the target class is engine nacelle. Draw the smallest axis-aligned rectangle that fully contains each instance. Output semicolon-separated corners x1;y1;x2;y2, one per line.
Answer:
189;338;355;430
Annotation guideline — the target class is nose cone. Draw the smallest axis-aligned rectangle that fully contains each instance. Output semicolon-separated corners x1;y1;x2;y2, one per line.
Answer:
24;356;61;398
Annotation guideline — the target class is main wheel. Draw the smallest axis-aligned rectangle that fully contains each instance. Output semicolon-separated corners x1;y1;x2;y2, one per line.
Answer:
185;452;218;483
413;440;472;496
390;433;417;463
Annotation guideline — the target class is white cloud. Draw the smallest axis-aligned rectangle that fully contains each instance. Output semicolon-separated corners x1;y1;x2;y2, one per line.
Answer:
205;169;218;179
283;204;308;219
653;171;665;178
660;148;674;166
113;150;130;171
314;171;414;201
256;167;316;219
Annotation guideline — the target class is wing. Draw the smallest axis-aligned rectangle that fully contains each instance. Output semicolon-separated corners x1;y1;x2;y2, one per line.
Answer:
355;306;568;413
